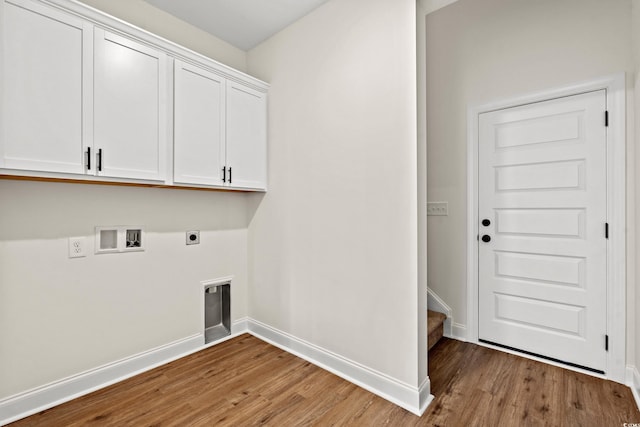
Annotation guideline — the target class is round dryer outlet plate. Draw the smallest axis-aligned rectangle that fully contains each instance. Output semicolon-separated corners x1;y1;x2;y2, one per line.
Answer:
186;231;200;245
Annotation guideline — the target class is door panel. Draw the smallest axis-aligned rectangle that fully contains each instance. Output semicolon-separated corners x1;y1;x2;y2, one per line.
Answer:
173;60;225;186
495;208;585;238
495;160;585;192
2;0;90;174
226;81;267;190
494;251;585;287
478;90;607;372
94;29;166;181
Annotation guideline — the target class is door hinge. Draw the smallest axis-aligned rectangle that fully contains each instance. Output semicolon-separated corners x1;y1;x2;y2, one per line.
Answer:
605;334;609;351
605;222;609;239
605;110;609;127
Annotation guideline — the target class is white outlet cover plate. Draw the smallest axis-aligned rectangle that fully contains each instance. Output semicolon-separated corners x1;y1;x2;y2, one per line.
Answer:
69;237;87;258
427;202;448;216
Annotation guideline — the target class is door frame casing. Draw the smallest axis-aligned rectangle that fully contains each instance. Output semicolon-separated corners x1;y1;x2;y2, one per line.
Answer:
466;73;626;383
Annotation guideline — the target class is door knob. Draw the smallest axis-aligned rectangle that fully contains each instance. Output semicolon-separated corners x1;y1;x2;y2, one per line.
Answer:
481;235;491;243
482;219;491;227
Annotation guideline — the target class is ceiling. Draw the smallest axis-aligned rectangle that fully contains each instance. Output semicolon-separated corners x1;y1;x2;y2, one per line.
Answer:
144;0;330;51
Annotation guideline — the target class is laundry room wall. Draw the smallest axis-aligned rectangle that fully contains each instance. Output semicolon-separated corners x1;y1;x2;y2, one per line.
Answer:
0;0;252;402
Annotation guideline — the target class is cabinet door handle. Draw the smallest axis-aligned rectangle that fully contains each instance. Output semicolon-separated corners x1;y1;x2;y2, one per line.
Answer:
229;167;232;184
86;147;91;170
97;149;103;172
222;166;226;183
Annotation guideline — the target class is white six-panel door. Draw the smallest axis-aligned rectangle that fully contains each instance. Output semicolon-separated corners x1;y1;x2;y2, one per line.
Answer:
478;90;607;372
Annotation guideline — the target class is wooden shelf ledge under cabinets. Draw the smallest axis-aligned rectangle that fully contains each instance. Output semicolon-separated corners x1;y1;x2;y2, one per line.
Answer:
0;175;265;193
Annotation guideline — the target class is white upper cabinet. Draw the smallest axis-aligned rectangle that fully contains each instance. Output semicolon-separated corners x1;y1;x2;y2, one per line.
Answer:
0;0;267;190
174;63;268;190
94;29;167;181
225;81;267;190
173;60;225;186
1;0;92;174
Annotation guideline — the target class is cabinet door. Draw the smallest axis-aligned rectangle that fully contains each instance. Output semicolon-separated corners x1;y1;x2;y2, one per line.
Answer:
94;28;167;181
1;0;92;174
174;60;225;186
225;81;267;190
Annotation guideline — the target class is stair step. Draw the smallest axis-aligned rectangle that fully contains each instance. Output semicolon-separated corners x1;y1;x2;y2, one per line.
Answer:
428;310;447;351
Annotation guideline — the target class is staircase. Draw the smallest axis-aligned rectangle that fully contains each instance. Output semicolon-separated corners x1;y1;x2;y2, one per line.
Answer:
428;310;447;351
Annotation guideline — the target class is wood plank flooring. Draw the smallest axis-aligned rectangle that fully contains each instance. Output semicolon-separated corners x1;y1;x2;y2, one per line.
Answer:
10;334;640;426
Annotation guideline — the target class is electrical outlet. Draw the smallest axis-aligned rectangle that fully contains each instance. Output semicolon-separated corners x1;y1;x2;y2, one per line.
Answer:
69;237;87;258
186;231;200;245
427;202;448;216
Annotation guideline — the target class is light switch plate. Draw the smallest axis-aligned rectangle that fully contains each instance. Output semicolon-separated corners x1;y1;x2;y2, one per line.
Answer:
427;202;448;216
69;237;87;258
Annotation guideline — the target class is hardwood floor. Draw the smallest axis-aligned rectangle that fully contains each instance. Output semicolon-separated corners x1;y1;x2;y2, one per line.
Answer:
10;335;640;426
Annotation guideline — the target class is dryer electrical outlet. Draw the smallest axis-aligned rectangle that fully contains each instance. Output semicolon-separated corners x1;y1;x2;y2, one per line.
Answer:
186;231;200;245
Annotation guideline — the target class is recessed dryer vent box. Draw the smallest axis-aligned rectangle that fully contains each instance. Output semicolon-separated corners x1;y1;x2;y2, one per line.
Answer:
96;226;145;254
202;277;232;345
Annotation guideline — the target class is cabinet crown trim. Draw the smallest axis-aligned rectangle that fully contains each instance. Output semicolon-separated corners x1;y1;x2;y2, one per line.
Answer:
30;0;269;92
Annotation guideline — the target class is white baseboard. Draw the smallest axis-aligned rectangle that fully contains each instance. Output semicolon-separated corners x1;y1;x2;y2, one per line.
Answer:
247;318;429;416
626;365;640;412
418;377;435;415
426;287;469;342
0;334;202;426
451;322;467;342
427;288;451;317
231;317;249;335
0;318;250;426
1;316;430;424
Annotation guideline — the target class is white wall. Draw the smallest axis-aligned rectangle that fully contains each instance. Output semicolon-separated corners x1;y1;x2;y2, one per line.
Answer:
0;181;251;398
633;0;640;372
417;0;429;384
425;0;634;343
0;0;253;401
79;0;247;72
246;0;423;389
